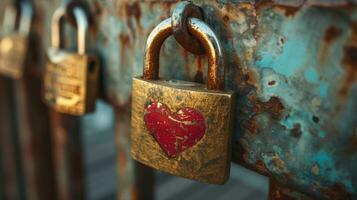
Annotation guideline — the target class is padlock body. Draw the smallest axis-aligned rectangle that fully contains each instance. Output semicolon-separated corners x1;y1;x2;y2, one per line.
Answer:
44;48;99;116
0;33;27;79
131;77;234;184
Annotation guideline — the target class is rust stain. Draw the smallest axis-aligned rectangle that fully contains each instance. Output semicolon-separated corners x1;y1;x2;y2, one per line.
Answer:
125;2;141;23
319;26;342;65
93;0;102;15
242;117;259;135
290;123;302;138
194;55;204;83
119;33;131;79
269;179;313;200
179;47;190;79
320;183;351;200
276;6;300;17
271;155;285;172
223;15;230;24
258;96;285;119
122;2;143;37
324;26;342;43
339;46;357;97
254;160;269;175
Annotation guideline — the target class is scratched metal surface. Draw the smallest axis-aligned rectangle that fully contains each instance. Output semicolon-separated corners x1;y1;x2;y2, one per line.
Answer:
87;1;356;199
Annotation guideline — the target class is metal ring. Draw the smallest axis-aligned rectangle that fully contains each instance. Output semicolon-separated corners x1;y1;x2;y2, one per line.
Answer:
171;1;205;55
143;17;224;90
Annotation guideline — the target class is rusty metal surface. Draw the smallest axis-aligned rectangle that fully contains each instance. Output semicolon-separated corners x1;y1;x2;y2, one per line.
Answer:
269;179;314;200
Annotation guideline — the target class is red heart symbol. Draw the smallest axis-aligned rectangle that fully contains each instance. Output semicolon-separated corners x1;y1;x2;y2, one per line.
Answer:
144;102;206;157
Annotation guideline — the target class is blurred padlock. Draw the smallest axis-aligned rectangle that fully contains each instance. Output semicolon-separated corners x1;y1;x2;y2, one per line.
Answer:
0;2;32;79
131;17;235;184
44;6;99;116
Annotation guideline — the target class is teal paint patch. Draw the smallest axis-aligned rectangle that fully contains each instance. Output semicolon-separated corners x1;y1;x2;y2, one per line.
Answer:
314;151;333;167
318;83;328;98
304;68;319;83
319;131;326;138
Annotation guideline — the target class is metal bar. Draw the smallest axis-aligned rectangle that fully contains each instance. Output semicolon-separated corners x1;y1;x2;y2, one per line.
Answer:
49;112;85;200
13;56;57;199
0;153;3;200
115;109;155;200
0;77;23;200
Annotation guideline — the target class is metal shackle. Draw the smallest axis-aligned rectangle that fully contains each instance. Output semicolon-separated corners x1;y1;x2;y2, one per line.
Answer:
51;6;88;55
143;17;224;90
2;2;33;35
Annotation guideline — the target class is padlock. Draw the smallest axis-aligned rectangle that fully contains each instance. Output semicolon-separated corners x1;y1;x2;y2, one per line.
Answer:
131;18;235;184
44;7;99;116
0;3;33;79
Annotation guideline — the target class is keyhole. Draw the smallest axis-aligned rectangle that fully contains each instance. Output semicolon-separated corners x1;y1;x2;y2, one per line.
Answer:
88;59;97;74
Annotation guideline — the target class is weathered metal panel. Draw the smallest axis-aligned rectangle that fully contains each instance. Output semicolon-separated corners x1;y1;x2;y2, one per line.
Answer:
88;1;356;199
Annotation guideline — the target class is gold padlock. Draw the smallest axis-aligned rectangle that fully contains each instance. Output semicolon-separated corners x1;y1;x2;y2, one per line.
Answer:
44;7;99;116
131;18;235;184
0;3;33;79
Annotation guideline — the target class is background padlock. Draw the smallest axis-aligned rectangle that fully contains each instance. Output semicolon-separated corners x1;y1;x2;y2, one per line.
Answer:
131;17;235;184
0;2;32;79
44;6;99;116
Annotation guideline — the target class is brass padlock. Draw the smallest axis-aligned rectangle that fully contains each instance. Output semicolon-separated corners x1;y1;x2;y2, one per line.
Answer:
44;7;98;116
131;18;235;184
0;3;33;79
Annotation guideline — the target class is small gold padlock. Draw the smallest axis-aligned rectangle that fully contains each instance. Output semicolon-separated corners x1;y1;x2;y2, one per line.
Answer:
44;7;99;116
0;3;32;79
131;18;235;184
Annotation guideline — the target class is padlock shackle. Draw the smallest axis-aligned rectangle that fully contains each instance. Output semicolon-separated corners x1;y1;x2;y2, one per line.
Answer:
143;18;224;90
2;1;33;35
50;6;88;55
18;1;33;35
2;5;17;32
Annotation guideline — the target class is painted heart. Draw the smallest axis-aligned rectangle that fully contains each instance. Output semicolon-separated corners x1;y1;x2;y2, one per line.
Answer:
144;102;206;157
